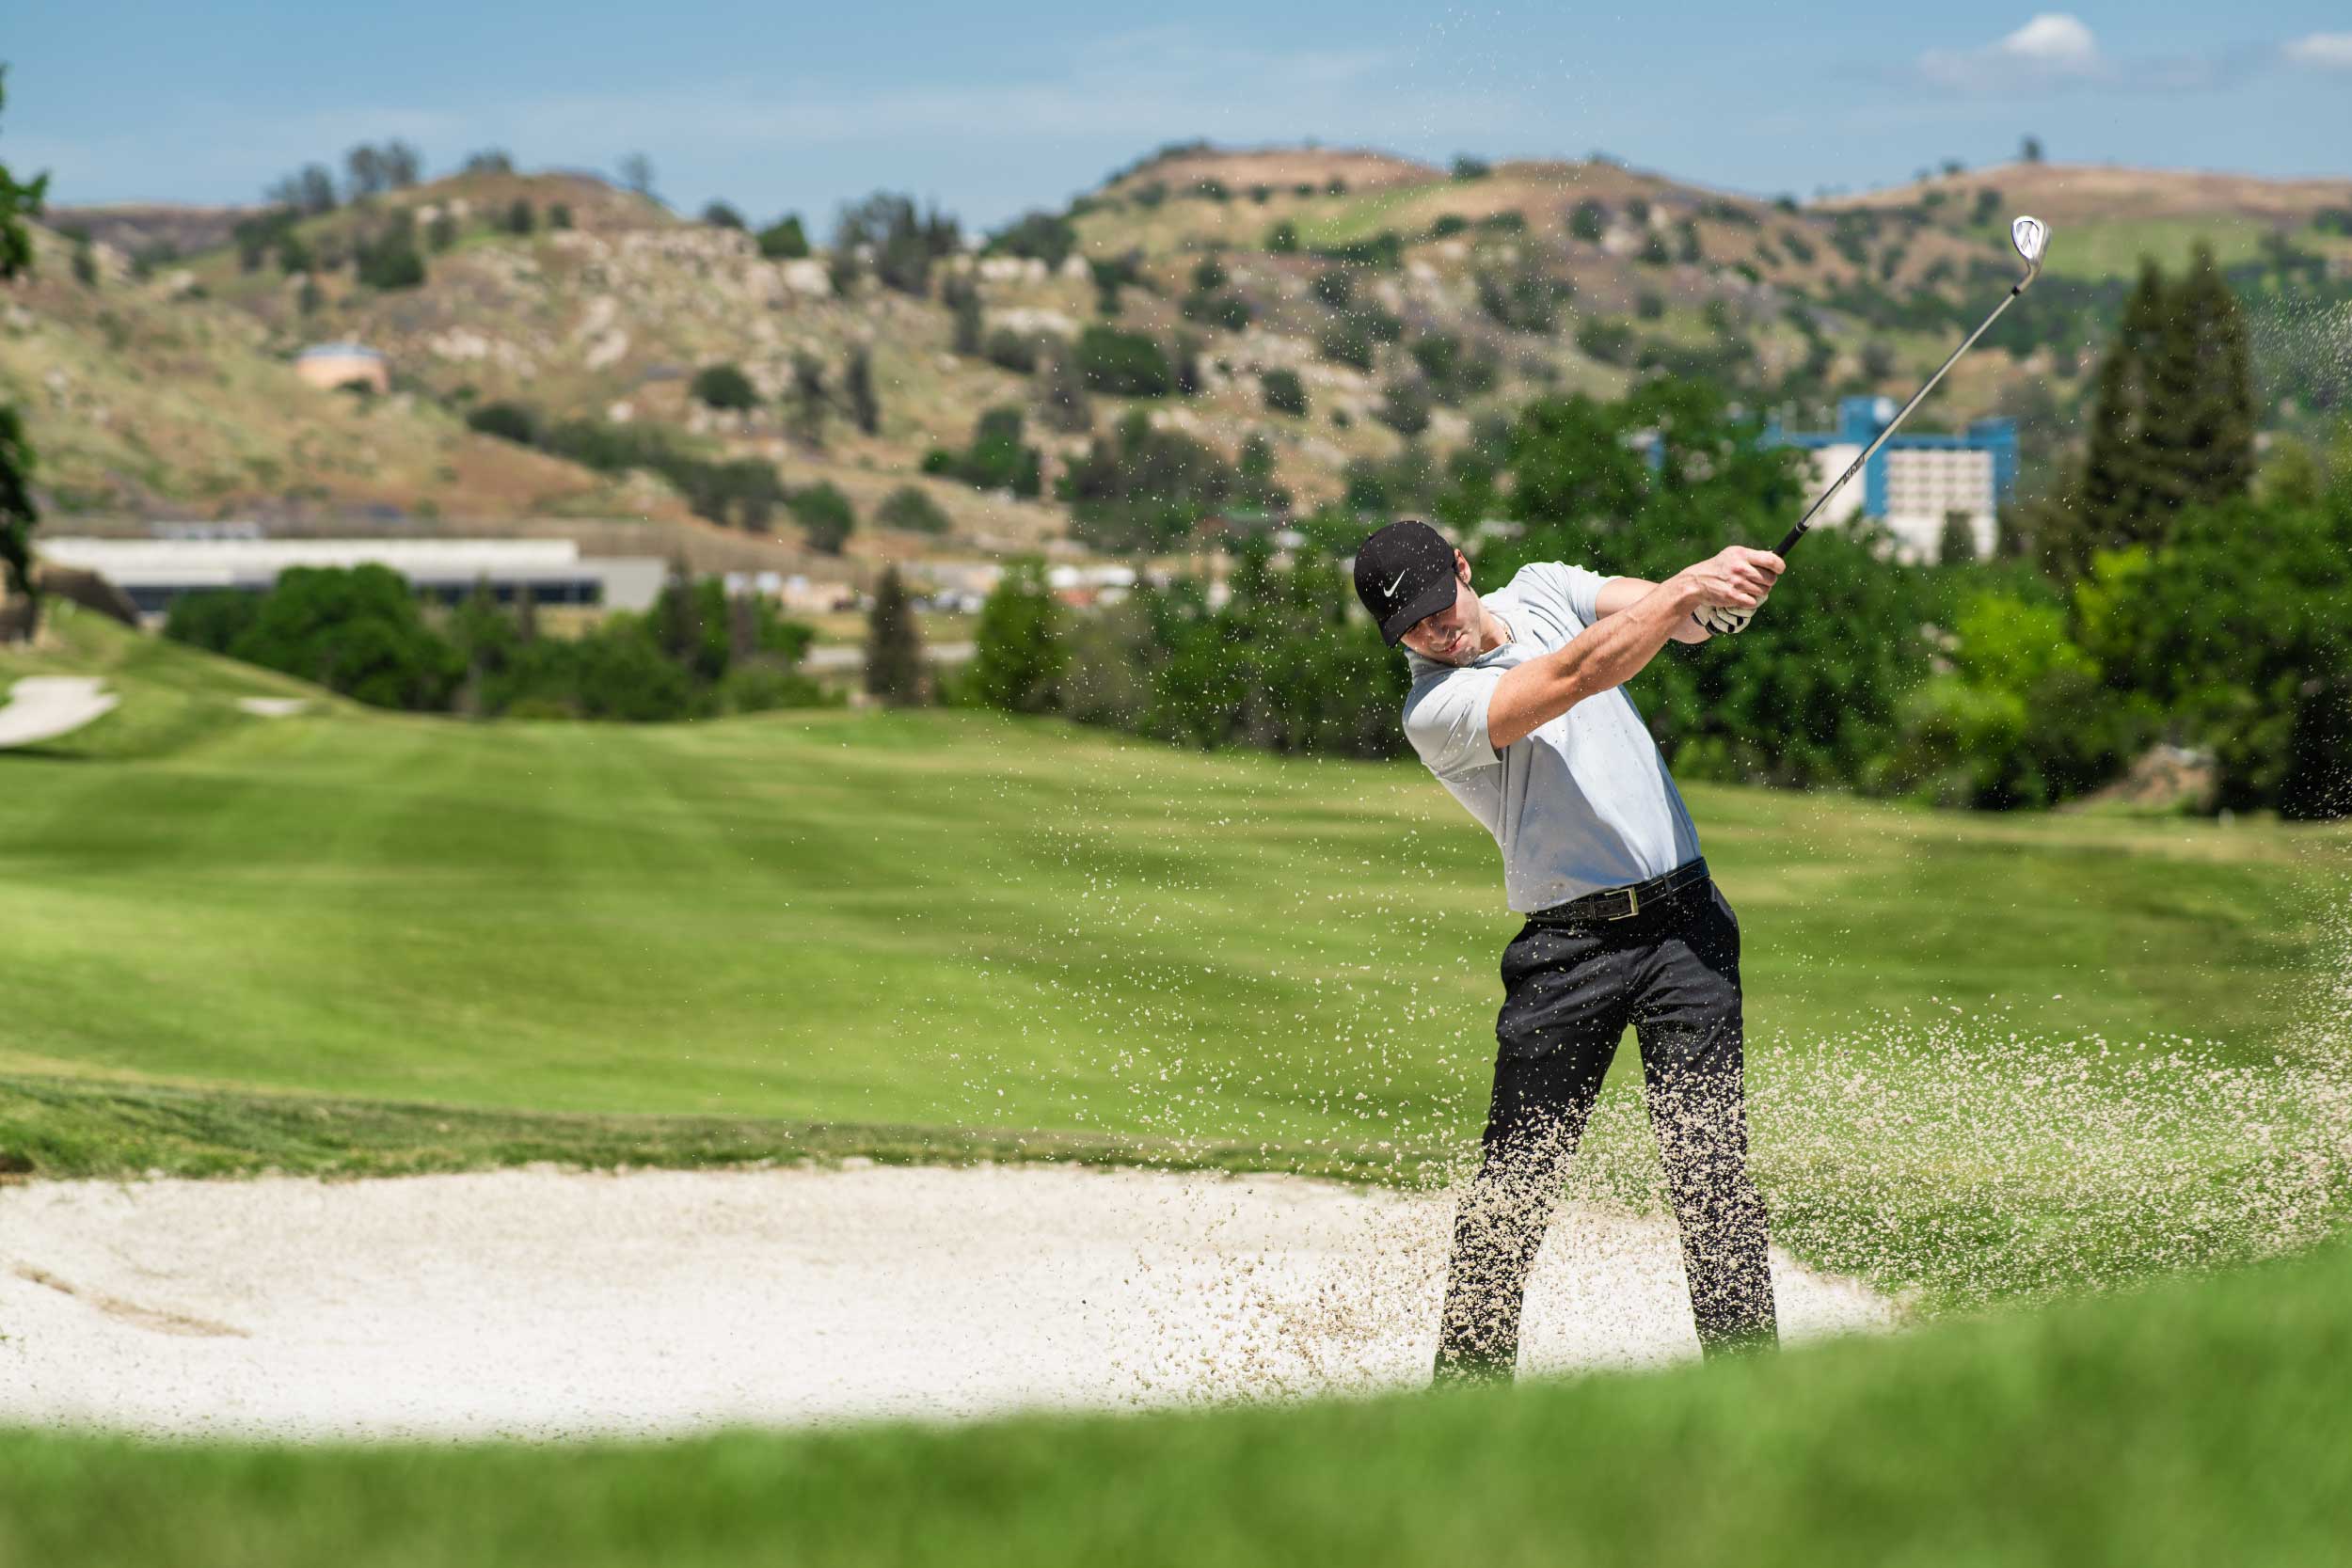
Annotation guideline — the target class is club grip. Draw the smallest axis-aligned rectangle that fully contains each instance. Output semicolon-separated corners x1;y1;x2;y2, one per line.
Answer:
1773;522;1806;558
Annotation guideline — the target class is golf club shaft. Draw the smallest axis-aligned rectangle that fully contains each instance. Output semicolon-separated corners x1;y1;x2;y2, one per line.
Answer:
1773;281;2028;558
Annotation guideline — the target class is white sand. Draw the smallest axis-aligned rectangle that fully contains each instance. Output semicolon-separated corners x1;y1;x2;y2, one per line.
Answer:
0;675;117;748
0;1164;1896;1442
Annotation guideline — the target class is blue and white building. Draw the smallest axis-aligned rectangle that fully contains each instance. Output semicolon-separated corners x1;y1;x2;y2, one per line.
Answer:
1764;397;2017;562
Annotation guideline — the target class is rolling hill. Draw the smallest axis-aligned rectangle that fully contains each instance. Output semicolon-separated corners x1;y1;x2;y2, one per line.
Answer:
12;143;2348;571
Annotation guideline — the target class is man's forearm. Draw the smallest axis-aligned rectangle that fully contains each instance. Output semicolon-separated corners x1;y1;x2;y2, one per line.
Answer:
1486;578;1701;748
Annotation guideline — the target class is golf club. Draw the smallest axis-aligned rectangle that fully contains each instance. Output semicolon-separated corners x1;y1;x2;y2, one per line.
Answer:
1696;214;2052;637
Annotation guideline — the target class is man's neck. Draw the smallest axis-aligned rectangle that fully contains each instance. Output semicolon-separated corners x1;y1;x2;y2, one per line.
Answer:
1476;604;1514;656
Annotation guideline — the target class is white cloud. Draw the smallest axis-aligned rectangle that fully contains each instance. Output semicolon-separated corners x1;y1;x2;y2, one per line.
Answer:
1918;13;2107;91
2000;14;2101;70
2283;32;2352;70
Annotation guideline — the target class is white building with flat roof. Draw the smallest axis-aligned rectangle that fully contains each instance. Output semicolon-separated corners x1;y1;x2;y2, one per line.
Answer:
36;536;666;620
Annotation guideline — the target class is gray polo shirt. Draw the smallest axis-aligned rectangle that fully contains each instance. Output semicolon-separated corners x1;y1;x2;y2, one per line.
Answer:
1402;562;1701;912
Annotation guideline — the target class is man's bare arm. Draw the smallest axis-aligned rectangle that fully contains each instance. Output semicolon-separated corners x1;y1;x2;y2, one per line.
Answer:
1486;548;1783;749
1597;575;1711;643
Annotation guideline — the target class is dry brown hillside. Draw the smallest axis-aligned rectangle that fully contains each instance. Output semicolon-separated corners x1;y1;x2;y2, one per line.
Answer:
0;225;697;526
1828;162;2352;226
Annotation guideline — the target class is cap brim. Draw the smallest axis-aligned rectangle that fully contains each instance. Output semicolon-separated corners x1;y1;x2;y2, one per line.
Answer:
1380;576;1459;645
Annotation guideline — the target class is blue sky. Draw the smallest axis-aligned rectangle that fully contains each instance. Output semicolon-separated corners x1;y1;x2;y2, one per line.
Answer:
6;3;2348;230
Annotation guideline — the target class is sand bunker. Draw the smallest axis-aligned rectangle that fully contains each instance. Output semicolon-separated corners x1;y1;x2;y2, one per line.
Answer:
0;1164;1895;1441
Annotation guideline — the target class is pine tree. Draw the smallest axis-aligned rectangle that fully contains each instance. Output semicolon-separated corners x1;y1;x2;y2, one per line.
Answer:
655;556;700;664
788;352;828;449
968;559;1065;714
2074;261;2167;561
844;345;881;436
2174;242;2255;507
864;565;928;706
1037;342;1094;435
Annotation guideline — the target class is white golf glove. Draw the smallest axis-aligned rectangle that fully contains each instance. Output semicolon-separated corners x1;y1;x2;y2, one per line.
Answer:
1695;603;1755;637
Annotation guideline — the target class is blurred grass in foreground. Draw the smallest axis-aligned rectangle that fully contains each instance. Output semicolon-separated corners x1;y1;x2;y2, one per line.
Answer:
2;1232;2347;1566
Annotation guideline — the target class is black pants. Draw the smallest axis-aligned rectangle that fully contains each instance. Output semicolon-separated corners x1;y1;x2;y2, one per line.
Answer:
1434;879;1777;1379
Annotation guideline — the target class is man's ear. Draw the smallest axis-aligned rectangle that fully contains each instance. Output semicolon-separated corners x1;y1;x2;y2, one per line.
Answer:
1454;549;1472;584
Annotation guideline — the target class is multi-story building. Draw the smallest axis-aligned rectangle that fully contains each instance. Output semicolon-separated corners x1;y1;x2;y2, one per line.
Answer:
1764;396;2017;562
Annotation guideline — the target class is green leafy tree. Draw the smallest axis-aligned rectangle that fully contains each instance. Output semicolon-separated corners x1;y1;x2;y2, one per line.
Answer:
834;191;959;296
790;482;856;554
0;65;49;630
864;565;929;705
986;210;1076;269
504;198;534;235
701;200;746;230
968;559;1065;714
756;214;809;259
1261;368;1309;418
219;565;463;711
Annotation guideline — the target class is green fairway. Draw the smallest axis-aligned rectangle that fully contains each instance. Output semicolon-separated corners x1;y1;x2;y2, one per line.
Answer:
5;1227;2349;1566
4;607;2349;1305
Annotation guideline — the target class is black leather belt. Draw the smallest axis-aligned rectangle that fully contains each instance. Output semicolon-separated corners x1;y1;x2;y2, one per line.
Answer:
1525;858;1711;926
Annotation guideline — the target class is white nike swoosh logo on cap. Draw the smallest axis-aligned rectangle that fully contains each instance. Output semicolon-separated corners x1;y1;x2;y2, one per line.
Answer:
1383;569;1408;597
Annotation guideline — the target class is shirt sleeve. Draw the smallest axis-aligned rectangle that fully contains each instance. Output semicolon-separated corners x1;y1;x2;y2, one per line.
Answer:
1402;667;1506;777
1533;562;1608;626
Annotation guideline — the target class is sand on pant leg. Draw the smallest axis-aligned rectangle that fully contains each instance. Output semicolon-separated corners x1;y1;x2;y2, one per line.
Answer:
0;1164;1897;1441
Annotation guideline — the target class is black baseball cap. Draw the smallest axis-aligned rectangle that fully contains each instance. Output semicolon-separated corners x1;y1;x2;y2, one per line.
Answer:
1353;519;1460;645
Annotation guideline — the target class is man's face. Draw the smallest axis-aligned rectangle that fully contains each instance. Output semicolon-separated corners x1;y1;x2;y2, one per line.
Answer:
1396;554;1481;665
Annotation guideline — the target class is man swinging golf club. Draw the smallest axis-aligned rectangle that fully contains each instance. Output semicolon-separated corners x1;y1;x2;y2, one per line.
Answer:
1355;521;1786;1376
1359;216;2053;1380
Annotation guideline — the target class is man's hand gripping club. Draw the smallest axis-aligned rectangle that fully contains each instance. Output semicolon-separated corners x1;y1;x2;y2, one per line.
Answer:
1686;546;1782;639
1484;546;1782;749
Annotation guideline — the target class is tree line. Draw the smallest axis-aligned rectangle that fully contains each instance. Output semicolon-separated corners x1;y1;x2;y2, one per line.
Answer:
164;565;829;722
967;265;2352;818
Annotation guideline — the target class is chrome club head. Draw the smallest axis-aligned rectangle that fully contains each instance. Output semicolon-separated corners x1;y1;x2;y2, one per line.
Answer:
2010;214;2050;289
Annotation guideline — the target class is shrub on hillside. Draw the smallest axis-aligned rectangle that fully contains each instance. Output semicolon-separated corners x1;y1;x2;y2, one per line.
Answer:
355;233;424;291
690;363;759;411
923;406;1042;498
1036;342;1095;435
788;483;857;554
1261;368;1309;417
1059;410;1238;552
701;200;746;230
1075;325;1174;397
1375;375;1434;436
877;484;952;535
986;210;1077;269
983;327;1043;374
465;402;539;445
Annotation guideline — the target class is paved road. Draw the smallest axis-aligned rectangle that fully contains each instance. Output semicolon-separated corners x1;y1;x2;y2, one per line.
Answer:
803;641;976;673
0;676;119;749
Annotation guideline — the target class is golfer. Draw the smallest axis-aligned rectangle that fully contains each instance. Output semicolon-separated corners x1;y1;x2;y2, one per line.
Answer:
1352;518;1787;1379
